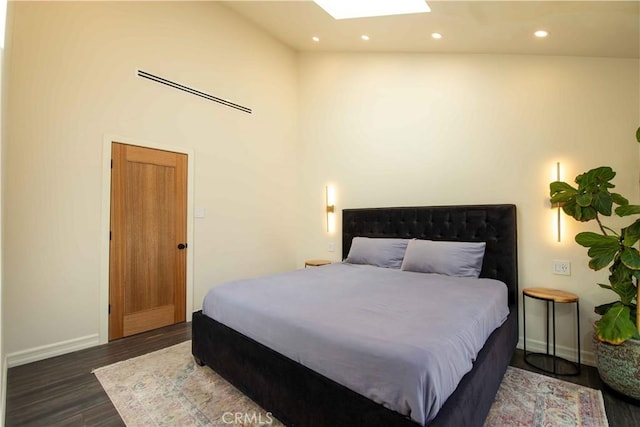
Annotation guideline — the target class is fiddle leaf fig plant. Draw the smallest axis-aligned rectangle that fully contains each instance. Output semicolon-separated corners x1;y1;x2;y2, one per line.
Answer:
549;128;640;345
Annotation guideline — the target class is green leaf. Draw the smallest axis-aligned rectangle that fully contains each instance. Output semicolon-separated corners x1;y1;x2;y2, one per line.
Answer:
575;171;589;187
576;193;593;207
615;204;640;217
566;201;582;220
594;301;616;316
587;245;618;270
561;199;588;222
550;181;577;206
596;303;637;344
636;126;640;143
576;166;615;187
597;283;613;290
609;259;631;285
551;192;576;204
592;192;613;216
620;247;640;270
613;281;637;305
611;193;629;207
580;206;598;221
623;219;640;247
550;181;577;195
576;233;620;270
575;232;618;248
608;262;637;303
588;257;611;271
591;166;617;183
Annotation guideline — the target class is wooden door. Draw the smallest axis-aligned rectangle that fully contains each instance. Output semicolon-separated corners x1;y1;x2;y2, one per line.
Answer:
109;143;187;340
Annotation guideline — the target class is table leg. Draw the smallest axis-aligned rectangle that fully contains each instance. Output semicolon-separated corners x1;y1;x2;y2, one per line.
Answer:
576;300;581;373
552;300;557;374
523;294;527;356
546;300;550;355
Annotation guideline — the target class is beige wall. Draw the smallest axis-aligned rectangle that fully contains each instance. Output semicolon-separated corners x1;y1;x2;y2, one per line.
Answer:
1;0;10;413
3;2;298;358
0;32;5;427
297;53;640;363
3;1;639;367
0;45;4;420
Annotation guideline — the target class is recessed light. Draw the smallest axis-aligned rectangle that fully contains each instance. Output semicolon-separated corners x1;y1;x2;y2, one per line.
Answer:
361;34;370;41
534;30;549;38
314;0;431;20
431;33;442;39
312;36;320;42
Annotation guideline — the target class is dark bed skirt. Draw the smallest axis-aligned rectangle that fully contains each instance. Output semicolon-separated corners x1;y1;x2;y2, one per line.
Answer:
192;309;517;427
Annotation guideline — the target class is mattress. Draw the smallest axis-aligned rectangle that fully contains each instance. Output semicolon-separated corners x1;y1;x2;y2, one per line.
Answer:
202;263;509;425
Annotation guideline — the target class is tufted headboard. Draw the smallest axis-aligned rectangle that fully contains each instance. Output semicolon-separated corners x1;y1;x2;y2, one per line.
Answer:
342;204;518;309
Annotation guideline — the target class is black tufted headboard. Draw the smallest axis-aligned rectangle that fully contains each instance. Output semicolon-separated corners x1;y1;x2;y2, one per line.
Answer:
342;204;518;309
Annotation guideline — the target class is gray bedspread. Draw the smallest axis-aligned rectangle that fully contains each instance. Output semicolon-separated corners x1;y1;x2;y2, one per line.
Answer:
202;263;509;426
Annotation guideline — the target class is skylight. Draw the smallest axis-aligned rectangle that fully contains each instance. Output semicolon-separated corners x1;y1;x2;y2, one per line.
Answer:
313;0;431;20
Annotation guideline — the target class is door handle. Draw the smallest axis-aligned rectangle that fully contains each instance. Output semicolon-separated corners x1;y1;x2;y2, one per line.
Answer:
177;243;187;250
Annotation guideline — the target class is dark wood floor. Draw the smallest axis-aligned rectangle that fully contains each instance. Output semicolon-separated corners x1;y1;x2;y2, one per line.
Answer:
5;322;640;426
5;322;191;426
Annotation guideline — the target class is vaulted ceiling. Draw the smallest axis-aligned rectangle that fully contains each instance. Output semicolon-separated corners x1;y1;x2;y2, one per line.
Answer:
223;1;639;58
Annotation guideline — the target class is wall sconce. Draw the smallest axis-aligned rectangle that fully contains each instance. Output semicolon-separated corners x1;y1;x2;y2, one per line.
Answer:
326;185;336;233
552;162;562;242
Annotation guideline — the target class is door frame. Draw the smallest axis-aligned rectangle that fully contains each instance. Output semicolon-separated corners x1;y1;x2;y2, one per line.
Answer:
99;134;195;344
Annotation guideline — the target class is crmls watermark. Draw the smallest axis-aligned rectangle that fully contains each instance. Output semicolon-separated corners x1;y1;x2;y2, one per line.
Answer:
222;411;274;425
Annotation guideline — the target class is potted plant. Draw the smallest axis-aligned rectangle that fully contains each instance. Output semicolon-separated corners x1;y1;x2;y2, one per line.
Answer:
548;127;640;399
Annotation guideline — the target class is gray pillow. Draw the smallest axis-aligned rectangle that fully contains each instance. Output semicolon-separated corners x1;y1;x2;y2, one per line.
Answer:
400;239;486;278
345;237;410;269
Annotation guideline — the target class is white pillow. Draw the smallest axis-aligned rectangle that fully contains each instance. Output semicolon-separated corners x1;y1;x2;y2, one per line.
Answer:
400;239;486;278
345;237;410;269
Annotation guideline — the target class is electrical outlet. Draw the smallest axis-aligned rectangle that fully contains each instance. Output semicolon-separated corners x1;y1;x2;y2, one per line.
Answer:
328;242;335;252
553;260;571;276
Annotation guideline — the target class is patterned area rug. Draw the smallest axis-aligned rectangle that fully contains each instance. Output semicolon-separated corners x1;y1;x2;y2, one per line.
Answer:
93;341;281;426
485;366;608;427
94;341;608;426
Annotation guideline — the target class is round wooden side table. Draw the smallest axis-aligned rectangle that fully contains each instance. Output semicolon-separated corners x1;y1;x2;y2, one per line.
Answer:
305;259;331;268
523;287;581;376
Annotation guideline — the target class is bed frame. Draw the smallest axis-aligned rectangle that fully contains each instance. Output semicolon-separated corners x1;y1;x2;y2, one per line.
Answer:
193;204;518;426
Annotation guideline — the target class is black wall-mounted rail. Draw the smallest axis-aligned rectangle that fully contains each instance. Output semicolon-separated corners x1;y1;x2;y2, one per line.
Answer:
137;70;252;114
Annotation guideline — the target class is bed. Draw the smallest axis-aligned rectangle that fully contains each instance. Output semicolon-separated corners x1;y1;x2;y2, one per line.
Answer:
192;204;518;426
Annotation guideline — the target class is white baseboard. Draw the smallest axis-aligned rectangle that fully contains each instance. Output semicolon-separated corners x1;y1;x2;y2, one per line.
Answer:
518;337;595;367
7;334;99;368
